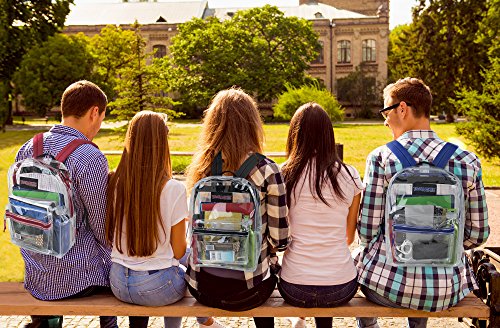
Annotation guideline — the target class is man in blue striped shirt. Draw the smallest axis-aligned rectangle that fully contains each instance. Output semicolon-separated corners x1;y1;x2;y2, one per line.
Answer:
355;78;489;328
16;81;117;328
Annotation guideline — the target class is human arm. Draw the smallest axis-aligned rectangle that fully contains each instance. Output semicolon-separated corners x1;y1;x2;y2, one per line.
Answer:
357;149;386;248
170;219;187;260
347;192;361;246
463;162;489;249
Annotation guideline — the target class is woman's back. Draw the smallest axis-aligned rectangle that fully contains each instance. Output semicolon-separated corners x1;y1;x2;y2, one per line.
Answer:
281;162;362;285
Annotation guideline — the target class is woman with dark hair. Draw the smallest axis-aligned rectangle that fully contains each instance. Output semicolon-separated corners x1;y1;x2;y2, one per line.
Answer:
279;103;363;328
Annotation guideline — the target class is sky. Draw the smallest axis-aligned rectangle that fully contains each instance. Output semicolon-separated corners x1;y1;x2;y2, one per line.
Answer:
74;0;419;29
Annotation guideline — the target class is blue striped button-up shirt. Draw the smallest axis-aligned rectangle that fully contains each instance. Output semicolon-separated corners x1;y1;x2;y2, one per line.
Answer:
355;130;489;312
15;125;112;300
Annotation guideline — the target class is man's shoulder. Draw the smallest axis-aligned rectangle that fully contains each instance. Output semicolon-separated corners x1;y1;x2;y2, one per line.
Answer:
452;146;482;167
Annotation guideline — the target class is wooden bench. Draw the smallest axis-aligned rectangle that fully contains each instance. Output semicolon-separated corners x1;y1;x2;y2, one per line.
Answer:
0;250;497;327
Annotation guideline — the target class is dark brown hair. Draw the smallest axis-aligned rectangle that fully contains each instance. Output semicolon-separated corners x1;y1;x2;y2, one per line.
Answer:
282;102;356;206
105;111;171;257
383;77;432;118
61;80;107;118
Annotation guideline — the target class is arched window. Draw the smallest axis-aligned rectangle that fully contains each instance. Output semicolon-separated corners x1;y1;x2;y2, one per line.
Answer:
153;44;167;58
337;40;351;63
312;41;324;64
362;39;376;62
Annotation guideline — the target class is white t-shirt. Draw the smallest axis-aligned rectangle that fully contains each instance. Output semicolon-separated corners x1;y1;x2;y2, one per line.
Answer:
111;179;188;271
280;164;363;285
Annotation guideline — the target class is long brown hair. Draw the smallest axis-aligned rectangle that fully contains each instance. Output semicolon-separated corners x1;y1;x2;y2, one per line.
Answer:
105;111;171;256
282;102;354;206
186;88;264;190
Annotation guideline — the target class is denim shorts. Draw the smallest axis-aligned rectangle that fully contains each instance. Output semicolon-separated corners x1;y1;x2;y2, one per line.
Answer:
110;262;187;307
278;276;358;308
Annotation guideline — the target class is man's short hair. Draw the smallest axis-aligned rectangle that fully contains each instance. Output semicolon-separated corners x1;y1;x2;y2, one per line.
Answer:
61;80;107;118
383;77;432;118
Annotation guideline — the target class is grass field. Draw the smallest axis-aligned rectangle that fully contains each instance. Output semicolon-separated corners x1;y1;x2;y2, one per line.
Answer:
0;121;498;282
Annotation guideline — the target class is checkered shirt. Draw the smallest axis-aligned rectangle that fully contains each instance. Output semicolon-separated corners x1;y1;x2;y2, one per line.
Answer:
186;157;290;290
15;125;112;300
355;130;489;312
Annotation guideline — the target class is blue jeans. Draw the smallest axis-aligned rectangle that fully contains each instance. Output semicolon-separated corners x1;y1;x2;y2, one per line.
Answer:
356;285;428;328
278;277;358;328
110;262;187;328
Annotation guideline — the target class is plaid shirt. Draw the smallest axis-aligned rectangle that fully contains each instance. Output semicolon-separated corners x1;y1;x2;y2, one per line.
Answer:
15;125;112;300
186;157;290;290
355;130;489;312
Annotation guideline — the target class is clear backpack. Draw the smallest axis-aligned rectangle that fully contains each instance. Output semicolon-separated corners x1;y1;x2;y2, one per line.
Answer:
385;141;465;267
188;152;265;272
5;133;97;258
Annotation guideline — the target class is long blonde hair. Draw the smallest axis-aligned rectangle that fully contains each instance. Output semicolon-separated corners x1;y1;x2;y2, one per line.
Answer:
186;88;264;190
105;111;172;257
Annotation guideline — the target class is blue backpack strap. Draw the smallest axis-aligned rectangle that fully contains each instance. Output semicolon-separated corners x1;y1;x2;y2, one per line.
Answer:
235;153;266;178
387;140;417;168
210;152;223;176
433;143;458;169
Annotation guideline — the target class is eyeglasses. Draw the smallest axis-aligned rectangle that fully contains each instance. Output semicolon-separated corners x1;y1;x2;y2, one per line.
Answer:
379;101;412;119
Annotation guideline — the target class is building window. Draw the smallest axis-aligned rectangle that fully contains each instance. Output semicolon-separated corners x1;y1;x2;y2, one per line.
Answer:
312;41;324;64
362;39;376;62
153;44;167;58
337;40;351;63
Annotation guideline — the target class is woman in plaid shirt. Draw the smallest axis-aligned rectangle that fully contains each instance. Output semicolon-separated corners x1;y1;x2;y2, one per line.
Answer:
356;78;489;328
185;88;290;328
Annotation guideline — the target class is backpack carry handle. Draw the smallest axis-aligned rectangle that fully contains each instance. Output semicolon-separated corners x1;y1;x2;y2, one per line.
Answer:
33;133;98;162
210;151;265;178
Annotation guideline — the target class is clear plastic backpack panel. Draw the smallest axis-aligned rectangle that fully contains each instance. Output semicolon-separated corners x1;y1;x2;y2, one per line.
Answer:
189;176;262;272
5;157;76;258
385;166;465;267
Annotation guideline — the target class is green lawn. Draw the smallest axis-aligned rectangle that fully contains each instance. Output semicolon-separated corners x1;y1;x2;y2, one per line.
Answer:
1;122;498;282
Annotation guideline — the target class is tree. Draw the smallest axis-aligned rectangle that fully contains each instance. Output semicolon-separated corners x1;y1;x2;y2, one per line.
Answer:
336;64;380;119
387;0;492;121
13;33;94;116
107;23;179;122
90;25;139;100
0;0;73;126
452;58;500;160
387;24;414;83
163;5;320;111
274;82;343;122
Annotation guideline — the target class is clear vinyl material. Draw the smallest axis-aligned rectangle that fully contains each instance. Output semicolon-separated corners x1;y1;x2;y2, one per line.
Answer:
189;176;262;272
5;157;76;258
385;166;465;266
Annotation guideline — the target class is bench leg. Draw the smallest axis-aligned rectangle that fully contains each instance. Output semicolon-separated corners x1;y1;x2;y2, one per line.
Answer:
471;250;500;328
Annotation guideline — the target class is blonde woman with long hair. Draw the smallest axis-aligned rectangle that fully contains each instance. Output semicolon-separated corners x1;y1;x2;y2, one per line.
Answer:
106;111;188;328
185;88;290;328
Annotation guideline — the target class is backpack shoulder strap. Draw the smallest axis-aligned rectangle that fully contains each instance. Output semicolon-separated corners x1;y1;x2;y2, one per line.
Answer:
56;139;99;162
387;140;416;168
235;153;266;178
33;133;45;158
433;142;458;169
211;152;223;176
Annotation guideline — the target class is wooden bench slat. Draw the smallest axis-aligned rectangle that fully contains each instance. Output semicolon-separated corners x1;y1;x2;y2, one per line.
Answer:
0;283;489;318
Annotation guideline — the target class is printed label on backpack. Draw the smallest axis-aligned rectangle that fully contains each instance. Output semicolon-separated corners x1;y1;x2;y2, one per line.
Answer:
412;182;437;196
211;192;233;202
20;177;38;190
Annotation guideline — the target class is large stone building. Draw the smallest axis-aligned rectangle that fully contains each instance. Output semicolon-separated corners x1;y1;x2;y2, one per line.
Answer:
64;0;389;116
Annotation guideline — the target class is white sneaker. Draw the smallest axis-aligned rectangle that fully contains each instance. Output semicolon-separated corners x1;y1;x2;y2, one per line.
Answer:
198;319;226;328
286;317;306;328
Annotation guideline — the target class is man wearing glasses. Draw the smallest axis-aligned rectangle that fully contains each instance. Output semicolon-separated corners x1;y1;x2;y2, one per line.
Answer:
355;77;489;328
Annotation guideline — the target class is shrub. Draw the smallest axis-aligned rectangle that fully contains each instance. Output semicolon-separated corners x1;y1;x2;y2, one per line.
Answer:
273;83;343;121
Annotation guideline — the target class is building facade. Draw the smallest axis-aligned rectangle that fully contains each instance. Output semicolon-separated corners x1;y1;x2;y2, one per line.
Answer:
64;0;389;116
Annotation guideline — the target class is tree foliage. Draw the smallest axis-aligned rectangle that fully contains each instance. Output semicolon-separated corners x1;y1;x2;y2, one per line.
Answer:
107;23;179;122
452;58;500;160
164;5;320;111
387;0;492;121
0;0;73;124
13;33;94;116
274;82;343;122
336;64;380;119
89;25;138;100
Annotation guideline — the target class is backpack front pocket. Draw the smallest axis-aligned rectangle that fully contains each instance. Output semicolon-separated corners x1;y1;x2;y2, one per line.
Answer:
6;211;53;253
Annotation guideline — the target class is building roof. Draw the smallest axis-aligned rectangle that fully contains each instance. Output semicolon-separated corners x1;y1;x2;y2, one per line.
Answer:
206;2;370;21
65;1;208;25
